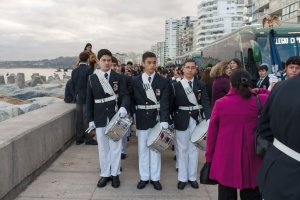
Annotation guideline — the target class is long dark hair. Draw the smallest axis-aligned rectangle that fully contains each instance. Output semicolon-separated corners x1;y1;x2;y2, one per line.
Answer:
230;69;252;99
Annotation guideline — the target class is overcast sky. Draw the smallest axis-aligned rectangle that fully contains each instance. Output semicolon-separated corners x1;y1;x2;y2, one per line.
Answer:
0;0;198;61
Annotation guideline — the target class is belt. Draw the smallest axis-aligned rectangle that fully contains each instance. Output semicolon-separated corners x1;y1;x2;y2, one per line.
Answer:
94;96;116;103
178;105;203;111
136;104;160;110
273;138;300;162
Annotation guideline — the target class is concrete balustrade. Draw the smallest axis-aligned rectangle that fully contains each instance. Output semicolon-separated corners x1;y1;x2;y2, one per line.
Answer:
0;103;76;200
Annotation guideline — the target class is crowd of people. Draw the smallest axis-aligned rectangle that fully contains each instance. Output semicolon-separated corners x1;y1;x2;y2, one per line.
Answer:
64;42;300;200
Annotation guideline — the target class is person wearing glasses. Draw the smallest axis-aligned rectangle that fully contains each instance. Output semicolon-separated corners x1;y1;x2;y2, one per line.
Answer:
170;59;211;190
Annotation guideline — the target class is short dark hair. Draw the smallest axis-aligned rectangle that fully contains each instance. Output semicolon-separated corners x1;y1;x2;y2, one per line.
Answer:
84;43;92;51
230;69;252;99
97;49;112;60
142;51;156;62
127;61;133;66
79;51;90;62
258;65;268;71
183;59;196;66
286;56;300;66
112;56;118;64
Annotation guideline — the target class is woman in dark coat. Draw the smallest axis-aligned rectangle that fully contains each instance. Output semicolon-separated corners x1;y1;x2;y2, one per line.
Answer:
210;61;231;108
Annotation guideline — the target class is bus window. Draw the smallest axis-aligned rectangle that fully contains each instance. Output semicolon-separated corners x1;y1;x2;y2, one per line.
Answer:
257;36;299;68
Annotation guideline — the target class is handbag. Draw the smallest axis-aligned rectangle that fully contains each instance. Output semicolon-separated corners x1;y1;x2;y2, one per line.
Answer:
200;162;218;185
255;95;271;157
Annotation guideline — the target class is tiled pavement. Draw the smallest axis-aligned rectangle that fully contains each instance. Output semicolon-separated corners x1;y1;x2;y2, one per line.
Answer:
16;134;218;200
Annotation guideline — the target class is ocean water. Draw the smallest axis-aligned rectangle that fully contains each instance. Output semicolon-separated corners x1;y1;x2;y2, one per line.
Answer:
0;68;72;81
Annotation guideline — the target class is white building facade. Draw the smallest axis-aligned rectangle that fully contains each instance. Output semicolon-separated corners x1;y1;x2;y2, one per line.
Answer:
164;17;197;62
249;0;300;24
196;0;244;49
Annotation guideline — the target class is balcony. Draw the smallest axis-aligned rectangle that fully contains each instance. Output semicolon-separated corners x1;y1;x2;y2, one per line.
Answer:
254;0;270;11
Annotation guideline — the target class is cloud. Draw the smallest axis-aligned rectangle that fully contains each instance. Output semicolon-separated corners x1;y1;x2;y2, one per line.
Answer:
0;0;198;61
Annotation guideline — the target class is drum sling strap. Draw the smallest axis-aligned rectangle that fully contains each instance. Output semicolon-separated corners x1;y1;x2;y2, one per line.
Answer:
180;79;201;107
142;73;160;121
179;79;203;121
94;70;118;112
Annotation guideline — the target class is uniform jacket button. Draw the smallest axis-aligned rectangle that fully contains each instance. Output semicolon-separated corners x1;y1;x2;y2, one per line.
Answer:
189;112;191;115
146;102;148;104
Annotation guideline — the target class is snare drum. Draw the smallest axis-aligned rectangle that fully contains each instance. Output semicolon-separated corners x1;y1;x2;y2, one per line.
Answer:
190;120;208;150
147;123;174;152
105;113;132;141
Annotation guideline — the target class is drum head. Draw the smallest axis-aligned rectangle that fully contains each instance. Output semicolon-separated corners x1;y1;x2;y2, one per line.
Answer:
147;123;161;146
105;113;119;135
191;120;208;143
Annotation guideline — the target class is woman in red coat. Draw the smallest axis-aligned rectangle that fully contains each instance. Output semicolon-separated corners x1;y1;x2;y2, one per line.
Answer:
206;69;268;200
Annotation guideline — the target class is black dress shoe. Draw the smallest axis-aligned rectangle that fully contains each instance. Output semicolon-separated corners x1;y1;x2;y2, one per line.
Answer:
85;139;98;145
97;177;111;188
76;140;84;145
150;180;162;190
121;153;126;160
111;175;120;188
137;180;149;189
188;180;199;189
177;181;187;190
173;155;176;161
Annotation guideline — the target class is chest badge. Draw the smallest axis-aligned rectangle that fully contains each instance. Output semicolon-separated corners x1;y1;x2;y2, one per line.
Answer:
113;82;118;92
197;90;202;100
155;89;161;96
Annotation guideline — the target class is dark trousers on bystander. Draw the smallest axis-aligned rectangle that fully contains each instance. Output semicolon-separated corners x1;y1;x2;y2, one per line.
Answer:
75;103;93;142
218;184;261;200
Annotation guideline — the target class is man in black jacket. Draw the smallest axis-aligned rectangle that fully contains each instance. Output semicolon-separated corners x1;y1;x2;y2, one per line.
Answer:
257;73;300;200
170;59;211;190
130;52;169;191
86;49;130;188
71;51;97;145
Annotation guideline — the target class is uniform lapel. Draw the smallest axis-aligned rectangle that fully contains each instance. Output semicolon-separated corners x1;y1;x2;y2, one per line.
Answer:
151;73;160;89
109;70;116;87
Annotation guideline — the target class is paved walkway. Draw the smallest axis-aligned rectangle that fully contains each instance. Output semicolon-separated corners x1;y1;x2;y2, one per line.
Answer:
16;134;218;200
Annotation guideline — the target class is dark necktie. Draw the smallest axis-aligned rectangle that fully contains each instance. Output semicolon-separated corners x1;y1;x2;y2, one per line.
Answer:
257;78;263;87
148;76;151;83
105;73;108;80
188;81;193;89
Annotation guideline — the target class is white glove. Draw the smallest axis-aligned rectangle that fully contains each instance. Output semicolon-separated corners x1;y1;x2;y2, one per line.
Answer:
85;121;96;133
118;107;127;118
206;119;210;125
160;122;169;129
268;74;279;91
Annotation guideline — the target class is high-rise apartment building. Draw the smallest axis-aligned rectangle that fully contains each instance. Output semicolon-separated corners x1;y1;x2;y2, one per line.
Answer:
164;17;197;62
196;0;244;49
252;0;300;24
151;42;165;66
244;0;254;24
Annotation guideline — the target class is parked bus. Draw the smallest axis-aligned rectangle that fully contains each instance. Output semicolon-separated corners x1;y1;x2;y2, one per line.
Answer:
177;23;300;81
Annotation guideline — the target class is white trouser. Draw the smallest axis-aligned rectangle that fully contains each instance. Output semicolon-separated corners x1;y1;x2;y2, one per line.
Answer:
175;117;199;182
137;129;161;181
121;128;130;154
96;127;122;177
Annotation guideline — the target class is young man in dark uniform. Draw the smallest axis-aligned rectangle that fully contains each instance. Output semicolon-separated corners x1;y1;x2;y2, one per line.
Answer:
71;51;97;145
257;70;300;200
170;59;211;190
86;49;130;188
130;52;170;191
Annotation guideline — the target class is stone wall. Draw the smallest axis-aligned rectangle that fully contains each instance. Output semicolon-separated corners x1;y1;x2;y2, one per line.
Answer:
0;103;76;200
